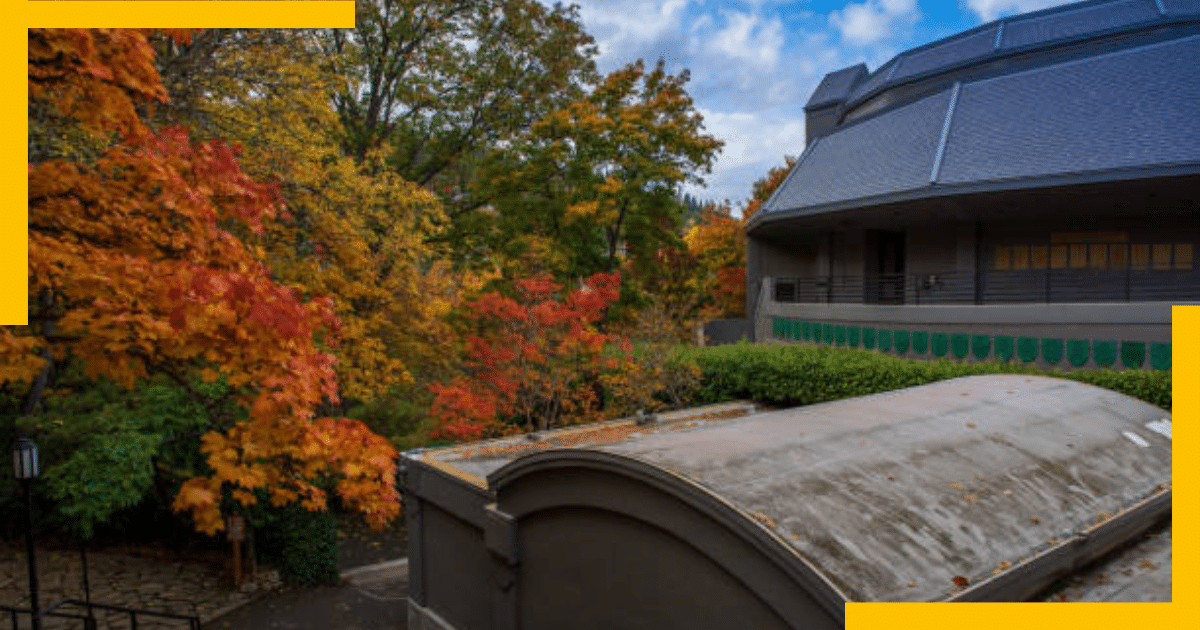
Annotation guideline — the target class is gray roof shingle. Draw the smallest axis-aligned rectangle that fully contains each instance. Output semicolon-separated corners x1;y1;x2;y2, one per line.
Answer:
938;34;1200;184
768;90;950;213
1000;0;1161;51
804;64;867;110
755;0;1200;223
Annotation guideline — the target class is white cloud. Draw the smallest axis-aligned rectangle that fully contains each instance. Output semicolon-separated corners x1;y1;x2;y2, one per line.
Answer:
962;0;1075;22
555;0;694;69
685;107;808;211
829;0;921;47
712;11;786;67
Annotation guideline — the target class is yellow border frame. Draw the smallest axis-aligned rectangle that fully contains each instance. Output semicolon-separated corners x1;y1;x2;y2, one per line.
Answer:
10;4;1190;630
7;2;355;325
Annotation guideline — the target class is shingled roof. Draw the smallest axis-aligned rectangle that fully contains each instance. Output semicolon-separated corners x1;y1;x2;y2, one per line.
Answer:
754;0;1200;228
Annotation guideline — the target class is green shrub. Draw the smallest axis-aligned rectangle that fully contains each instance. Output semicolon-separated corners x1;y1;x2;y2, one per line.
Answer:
255;504;341;586
686;342;1171;411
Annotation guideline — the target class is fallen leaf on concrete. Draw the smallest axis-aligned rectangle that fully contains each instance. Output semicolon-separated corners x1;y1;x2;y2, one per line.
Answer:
751;511;776;528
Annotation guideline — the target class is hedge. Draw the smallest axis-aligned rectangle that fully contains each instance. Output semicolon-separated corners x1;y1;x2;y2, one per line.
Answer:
684;343;1170;411
255;504;342;586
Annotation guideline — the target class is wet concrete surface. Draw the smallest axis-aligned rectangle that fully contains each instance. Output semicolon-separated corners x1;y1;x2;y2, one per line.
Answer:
202;569;408;630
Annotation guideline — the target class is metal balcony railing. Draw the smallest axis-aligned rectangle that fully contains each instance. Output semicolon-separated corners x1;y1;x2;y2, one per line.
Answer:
772;269;1200;305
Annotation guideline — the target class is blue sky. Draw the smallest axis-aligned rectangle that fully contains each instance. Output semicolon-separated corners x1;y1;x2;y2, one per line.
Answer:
537;0;1078;212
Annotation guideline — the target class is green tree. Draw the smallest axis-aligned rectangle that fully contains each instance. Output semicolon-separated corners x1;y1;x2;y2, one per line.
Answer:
477;58;724;281
324;0;599;228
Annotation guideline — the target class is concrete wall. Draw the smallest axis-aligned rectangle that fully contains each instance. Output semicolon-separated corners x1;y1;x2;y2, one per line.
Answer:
704;318;752;345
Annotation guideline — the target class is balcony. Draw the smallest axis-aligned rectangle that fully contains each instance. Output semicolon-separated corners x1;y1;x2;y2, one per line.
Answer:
771;269;1200;305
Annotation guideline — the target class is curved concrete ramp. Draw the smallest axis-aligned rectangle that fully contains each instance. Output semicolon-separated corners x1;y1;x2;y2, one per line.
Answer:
402;375;1171;629
556;374;1171;602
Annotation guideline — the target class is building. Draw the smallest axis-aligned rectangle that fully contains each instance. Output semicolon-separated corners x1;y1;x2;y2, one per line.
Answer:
746;0;1199;370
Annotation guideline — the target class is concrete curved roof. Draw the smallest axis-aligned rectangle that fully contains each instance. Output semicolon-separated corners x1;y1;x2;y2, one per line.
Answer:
754;0;1200;228
416;375;1172;603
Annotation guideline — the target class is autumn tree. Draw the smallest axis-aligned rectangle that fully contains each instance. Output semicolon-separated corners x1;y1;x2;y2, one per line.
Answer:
684;202;747;318
679;156;798;320
742;155;797;222
148;29;456;406
429;271;625;440
15;28;399;536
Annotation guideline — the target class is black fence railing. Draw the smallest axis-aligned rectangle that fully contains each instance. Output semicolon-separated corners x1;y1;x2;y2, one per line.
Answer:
772;269;1200;305
2;599;201;630
2;603;95;630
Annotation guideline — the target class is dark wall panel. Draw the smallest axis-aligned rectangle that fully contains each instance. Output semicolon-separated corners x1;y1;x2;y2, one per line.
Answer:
517;508;795;630
421;504;495;630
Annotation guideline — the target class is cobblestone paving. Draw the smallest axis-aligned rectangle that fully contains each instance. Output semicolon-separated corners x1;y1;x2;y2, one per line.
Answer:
1;543;277;630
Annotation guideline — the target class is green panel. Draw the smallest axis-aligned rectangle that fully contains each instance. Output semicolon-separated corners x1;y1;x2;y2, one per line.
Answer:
835;325;846;346
1017;337;1039;363
994;336;1014;362
1150;343;1171;370
823;323;835;344
773;317;781;337
894;330;910;354
847;326;860;348
1122;341;1146;369
801;322;812;341
931;333;948;357
951;334;968;359
972;335;991;360
878;329;893;352
1041;338;1064;365
792;319;803;341
1092;341;1117;367
782;319;791;339
862;327;876;350
1066;339;1089;367
911;331;928;355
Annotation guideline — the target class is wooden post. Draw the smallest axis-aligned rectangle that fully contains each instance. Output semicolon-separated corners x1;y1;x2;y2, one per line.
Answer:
227;515;246;588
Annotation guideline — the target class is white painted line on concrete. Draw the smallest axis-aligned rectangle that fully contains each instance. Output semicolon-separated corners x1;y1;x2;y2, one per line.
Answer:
1122;431;1150;448
1146;419;1172;440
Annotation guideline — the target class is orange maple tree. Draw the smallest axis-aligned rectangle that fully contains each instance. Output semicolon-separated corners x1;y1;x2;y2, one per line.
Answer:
15;29;399;534
430;272;625;440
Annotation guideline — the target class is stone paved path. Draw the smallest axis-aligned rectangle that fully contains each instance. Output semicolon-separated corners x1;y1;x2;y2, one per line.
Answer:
1;543;278;630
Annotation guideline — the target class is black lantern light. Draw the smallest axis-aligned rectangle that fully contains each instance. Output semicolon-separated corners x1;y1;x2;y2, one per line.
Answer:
13;438;42;630
13;437;39;479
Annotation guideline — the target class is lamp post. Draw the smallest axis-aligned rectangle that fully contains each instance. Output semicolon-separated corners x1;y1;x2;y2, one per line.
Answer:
13;438;41;630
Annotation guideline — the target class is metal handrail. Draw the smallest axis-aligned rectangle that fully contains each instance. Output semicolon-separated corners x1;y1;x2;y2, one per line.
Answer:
50;599;202;630
2;599;201;630
771;269;1200;305
2;603;96;630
